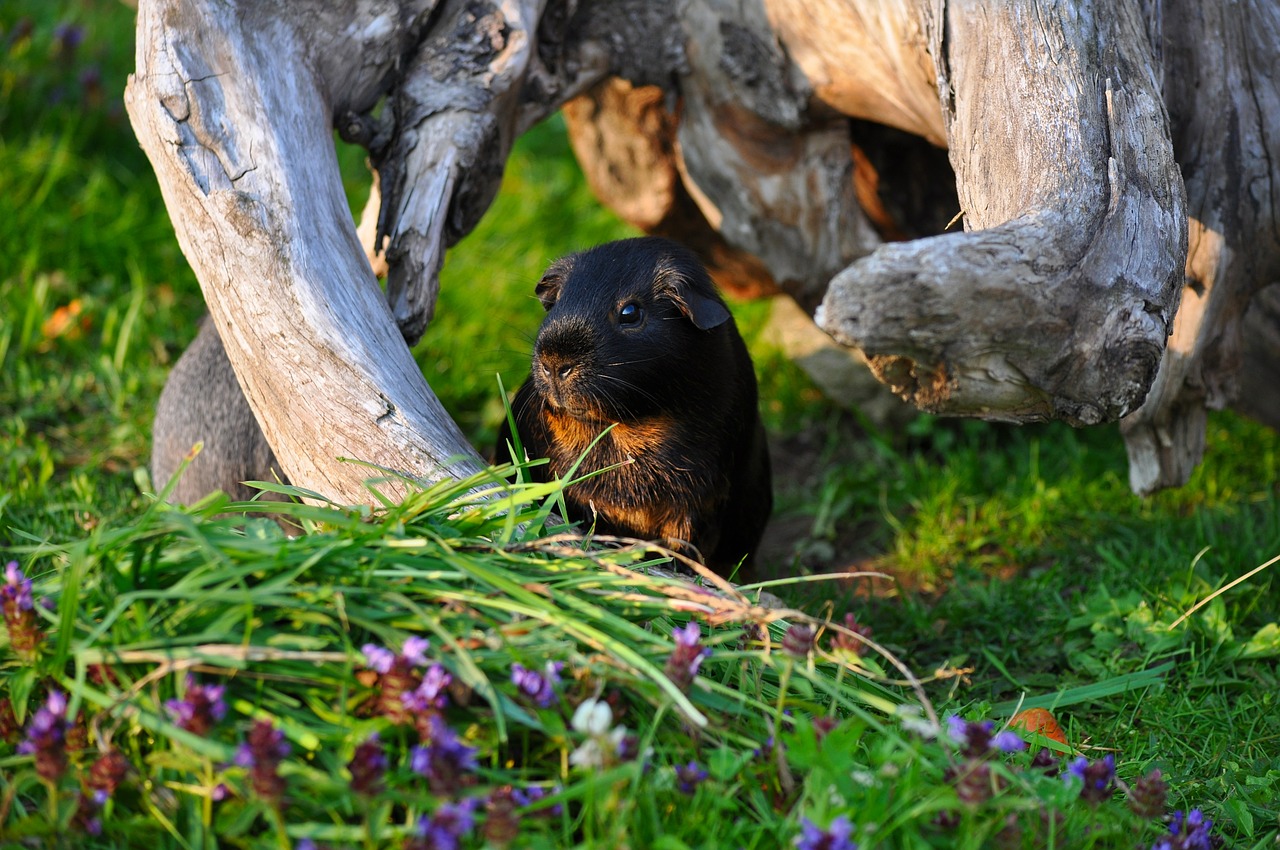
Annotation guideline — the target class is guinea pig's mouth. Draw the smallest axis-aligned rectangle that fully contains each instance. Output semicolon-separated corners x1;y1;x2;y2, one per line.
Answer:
545;395;605;421
540;385;609;422
533;362;595;417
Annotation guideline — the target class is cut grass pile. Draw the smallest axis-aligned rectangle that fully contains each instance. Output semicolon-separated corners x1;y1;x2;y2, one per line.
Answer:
2;2;1279;847
0;468;1221;848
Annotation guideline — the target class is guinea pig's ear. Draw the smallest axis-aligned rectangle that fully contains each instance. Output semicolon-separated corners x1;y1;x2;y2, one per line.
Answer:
656;263;731;330
535;258;573;311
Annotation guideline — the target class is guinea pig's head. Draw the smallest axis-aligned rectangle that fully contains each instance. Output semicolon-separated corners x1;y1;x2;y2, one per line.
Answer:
529;237;733;423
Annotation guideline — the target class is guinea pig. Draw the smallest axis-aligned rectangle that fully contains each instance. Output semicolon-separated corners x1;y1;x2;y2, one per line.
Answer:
496;236;772;572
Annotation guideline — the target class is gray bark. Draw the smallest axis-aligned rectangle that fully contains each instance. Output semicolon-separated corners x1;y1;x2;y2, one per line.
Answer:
1119;1;1280;493
817;1;1187;428
129;0;488;503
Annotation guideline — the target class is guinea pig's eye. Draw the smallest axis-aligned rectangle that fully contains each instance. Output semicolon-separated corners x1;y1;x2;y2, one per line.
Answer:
617;302;644;327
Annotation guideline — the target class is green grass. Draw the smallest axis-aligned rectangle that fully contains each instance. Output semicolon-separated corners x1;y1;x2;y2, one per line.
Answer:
3;2;1280;847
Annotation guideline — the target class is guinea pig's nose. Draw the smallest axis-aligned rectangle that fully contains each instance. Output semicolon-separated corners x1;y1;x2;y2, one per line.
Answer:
537;348;578;381
539;362;574;380
536;354;576;382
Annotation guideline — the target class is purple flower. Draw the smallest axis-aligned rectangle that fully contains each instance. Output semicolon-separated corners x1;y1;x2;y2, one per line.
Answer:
361;643;397;674
347;732;387;797
361;637;431;673
675;760;708;794
2;562;33;611
945;715;1025;757
673;621;701;649
948;759;994;806
402;636;432;667
412;799;477;850
1129;768;1168;819
410;716;478;796
18;690;69;782
70;790;104;836
71;750;125;839
615;730;644;763
1065;753;1115;804
86;749;130;798
363;638;438;724
2;561;43;660
68;749;128;835
53;22;84;55
829;612;873;656
512;785;562;817
782;624;816;659
794;815;857;850
812;716;839;743
1151;809;1218;850
664;622;711;691
404;663;453;713
236;719;290;803
992;730;1026;752
511;661;563;708
164;676;227;736
1030;746;1060;774
78;65;103;99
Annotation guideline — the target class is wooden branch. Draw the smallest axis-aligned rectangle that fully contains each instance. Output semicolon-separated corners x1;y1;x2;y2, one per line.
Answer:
1119;1;1280;493
763;0;944;146
375;0;549;345
673;0;881;311
562;77;782;300
129;0;485;503
1236;284;1280;432
817;0;1187;426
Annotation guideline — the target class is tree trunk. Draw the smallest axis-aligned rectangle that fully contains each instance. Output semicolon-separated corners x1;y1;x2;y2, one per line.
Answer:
128;0;493;502
137;0;1280;505
1118;1;1280;493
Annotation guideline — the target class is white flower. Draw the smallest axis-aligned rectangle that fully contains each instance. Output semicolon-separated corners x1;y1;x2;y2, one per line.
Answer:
607;726;629;752
569;698;634;770
569;738;606;769
849;769;876;787
896;704;939;740
571;698;613;736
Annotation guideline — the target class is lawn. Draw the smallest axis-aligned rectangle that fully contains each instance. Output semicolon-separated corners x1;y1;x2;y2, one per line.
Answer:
2;2;1278;848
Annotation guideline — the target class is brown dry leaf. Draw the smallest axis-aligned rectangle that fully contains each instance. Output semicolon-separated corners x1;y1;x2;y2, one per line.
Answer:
1010;707;1069;746
42;298;86;340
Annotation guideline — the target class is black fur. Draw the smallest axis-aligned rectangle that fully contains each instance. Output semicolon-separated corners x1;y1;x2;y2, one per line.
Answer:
497;237;772;571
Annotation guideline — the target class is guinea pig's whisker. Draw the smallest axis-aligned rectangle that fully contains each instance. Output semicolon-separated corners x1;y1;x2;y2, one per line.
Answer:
598;374;664;409
601;355;665;368
513;392;537;421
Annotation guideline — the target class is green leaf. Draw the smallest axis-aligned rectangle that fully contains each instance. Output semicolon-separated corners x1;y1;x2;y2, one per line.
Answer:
1240;622;1280;659
1222;798;1255;837
990;662;1174;714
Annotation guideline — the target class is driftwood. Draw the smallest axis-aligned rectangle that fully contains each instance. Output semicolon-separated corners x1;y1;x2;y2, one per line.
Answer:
131;0;1280;507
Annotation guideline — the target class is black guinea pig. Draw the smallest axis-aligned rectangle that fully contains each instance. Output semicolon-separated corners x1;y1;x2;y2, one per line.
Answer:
496;236;772;572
